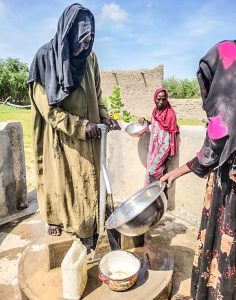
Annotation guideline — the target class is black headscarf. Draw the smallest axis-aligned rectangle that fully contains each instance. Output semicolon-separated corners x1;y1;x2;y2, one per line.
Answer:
196;40;236;168
28;3;95;105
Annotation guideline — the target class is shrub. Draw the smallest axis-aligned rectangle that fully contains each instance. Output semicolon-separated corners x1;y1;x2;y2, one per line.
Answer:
102;86;133;122
163;77;200;99
0;58;29;104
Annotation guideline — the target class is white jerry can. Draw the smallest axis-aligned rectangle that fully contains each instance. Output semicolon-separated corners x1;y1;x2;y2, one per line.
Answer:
61;240;88;300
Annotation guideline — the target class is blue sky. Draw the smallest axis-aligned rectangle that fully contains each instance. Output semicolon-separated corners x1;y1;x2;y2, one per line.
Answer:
0;0;236;79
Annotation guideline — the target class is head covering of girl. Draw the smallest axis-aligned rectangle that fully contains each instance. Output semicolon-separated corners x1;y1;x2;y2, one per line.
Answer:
28;3;95;105
196;40;236;168
145;87;179;185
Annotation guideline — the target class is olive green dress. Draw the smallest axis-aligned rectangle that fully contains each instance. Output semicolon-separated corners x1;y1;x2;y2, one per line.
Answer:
29;52;109;238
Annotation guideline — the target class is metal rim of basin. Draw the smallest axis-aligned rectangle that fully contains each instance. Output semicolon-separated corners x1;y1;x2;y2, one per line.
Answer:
125;121;148;136
105;182;166;230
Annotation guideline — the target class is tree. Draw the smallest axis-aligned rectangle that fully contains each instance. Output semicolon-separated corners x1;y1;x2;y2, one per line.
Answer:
0;58;29;104
163;77;200;99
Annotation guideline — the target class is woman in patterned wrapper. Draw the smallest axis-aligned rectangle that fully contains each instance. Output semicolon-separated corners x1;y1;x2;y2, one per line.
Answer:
139;87;179;186
160;41;236;299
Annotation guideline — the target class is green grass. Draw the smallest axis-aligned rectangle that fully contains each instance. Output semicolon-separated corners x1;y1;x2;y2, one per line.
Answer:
135;116;204;126
0;104;31;146
177;119;204;126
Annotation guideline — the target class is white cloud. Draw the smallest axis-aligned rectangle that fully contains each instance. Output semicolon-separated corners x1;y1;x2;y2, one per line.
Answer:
99;2;128;22
182;4;225;38
185;16;221;37
144;38;191;60
95;36;114;44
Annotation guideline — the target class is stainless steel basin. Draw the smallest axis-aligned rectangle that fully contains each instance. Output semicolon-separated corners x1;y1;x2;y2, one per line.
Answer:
105;182;167;236
125;121;148;137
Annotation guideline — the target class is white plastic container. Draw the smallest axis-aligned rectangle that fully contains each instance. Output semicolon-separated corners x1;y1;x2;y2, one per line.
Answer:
61;240;88;300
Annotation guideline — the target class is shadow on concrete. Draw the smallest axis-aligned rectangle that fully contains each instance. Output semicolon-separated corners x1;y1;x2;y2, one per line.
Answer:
166;134;181;211
171;245;195;295
0;189;38;227
82;265;103;297
149;215;195;297
134;260;149;288
0;211;44;250
0;189;41;257
137;132;150;168
0;190;41;300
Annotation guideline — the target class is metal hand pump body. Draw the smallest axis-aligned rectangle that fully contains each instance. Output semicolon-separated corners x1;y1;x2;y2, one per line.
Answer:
93;124;113;260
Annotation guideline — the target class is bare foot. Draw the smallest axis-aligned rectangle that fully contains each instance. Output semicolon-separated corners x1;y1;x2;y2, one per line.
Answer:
48;225;62;236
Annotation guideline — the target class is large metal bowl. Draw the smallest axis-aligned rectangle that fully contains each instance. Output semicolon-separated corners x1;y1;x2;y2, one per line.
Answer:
125;121;148;137
105;182;167;236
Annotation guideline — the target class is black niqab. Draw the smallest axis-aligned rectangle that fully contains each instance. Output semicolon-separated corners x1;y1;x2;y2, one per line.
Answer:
28;3;95;105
